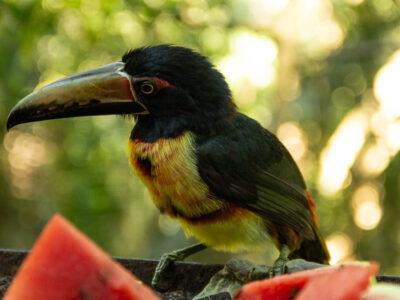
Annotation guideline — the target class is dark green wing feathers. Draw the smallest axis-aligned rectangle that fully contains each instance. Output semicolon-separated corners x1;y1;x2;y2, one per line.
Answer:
196;113;315;241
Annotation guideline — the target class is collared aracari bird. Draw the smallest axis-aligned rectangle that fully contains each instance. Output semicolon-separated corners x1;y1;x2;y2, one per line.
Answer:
7;45;329;285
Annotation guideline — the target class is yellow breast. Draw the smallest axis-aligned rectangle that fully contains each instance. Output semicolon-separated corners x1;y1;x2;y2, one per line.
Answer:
129;132;224;217
128;132;269;252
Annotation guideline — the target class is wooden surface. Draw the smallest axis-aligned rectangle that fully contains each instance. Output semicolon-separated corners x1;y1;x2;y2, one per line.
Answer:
1;249;399;299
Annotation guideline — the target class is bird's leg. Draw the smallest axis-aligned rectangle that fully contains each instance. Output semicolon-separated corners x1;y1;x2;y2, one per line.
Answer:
152;243;207;289
269;244;291;277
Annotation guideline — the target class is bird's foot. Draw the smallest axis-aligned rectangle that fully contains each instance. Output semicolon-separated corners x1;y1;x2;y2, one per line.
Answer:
194;259;269;300
269;244;291;278
151;243;206;291
193;258;328;299
269;256;288;278
268;257;328;278
285;258;328;274
151;251;183;289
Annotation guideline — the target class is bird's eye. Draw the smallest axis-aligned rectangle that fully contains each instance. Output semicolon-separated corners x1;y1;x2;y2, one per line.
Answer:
139;81;155;95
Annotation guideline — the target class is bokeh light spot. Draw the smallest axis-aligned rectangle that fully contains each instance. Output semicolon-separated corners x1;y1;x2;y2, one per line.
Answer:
318;109;369;196
374;50;400;120
158;216;180;236
352;183;382;230
219;30;278;89
359;143;390;177
277;122;307;160
326;233;353;264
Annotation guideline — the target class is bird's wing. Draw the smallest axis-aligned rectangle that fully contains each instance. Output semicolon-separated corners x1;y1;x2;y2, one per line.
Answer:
196;114;315;240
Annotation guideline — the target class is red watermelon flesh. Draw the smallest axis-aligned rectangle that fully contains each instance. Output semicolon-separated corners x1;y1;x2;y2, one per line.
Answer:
4;214;159;300
296;263;379;300
237;266;335;300
236;263;378;300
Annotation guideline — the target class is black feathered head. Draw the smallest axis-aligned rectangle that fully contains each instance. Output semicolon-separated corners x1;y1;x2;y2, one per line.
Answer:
122;45;234;121
7;44;235;139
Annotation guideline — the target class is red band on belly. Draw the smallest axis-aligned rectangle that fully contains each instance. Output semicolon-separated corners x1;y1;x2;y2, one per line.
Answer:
173;204;251;225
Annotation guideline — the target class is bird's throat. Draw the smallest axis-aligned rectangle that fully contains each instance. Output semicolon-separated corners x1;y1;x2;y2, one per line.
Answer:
130;115;191;143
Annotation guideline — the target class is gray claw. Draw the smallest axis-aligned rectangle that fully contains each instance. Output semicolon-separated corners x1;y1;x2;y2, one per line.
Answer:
151;252;181;288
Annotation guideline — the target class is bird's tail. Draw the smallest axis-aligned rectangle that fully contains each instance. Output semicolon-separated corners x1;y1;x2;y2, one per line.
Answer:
289;226;330;264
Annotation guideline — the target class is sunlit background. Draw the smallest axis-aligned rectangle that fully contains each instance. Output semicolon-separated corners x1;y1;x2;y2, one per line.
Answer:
1;0;400;273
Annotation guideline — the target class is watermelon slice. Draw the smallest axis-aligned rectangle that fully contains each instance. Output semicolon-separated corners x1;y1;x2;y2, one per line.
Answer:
296;263;378;300
236;263;378;300
4;214;159;300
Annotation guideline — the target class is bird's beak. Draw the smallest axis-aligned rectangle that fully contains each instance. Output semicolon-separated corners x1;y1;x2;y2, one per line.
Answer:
7;62;148;130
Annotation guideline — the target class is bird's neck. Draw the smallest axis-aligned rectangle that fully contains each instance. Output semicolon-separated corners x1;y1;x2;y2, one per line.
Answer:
130;106;237;142
130;115;189;142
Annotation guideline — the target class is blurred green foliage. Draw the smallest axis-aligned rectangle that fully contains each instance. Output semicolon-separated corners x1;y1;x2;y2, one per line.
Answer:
1;0;400;273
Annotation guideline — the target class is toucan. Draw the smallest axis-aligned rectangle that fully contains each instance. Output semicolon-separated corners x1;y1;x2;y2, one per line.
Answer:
7;45;329;287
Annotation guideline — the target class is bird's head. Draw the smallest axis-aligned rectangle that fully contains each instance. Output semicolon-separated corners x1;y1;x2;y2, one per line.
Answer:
7;45;235;139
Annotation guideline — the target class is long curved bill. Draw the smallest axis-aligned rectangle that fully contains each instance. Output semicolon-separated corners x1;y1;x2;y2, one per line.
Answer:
6;62;147;130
